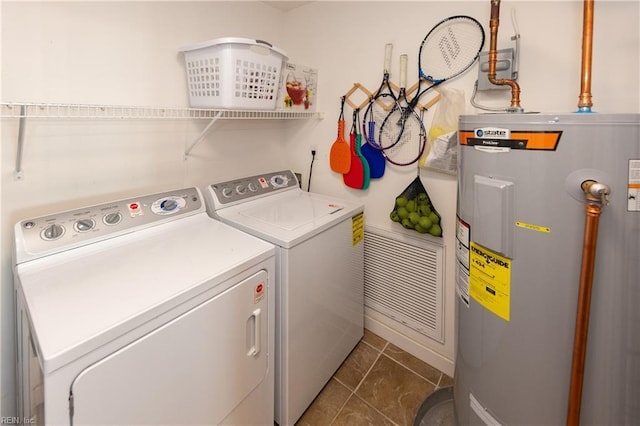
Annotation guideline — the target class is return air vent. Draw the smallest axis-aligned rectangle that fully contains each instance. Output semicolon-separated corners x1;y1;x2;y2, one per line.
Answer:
364;226;444;343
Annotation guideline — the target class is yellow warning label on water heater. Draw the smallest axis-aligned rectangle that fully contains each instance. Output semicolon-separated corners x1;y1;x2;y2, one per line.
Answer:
352;213;364;246
469;242;511;321
515;221;551;234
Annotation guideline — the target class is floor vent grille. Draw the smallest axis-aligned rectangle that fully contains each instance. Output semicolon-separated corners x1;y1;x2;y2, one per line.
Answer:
364;226;444;343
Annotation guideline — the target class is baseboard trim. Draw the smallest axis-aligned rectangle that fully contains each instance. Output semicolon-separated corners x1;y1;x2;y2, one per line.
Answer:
365;315;454;378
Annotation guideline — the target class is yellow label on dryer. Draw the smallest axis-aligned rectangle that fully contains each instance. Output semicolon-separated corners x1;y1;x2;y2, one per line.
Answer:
469;242;511;321
352;212;364;246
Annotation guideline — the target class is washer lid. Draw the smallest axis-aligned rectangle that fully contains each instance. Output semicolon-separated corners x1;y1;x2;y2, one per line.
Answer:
215;191;364;248
239;194;345;231
15;213;274;374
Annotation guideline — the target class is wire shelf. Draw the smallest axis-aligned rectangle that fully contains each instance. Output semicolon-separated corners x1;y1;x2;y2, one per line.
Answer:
3;102;321;178
0;102;319;120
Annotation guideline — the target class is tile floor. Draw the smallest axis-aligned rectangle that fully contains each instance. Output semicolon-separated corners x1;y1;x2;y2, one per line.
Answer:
296;329;453;426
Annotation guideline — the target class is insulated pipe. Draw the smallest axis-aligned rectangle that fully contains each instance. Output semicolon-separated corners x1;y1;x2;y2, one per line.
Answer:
567;180;609;426
578;0;595;112
488;0;523;112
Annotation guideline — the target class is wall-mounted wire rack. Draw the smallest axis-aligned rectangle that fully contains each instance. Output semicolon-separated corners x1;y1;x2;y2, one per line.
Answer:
0;102;319;120
1;102;323;179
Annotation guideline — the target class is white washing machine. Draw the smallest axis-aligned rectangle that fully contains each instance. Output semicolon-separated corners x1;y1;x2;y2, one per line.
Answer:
204;170;365;425
13;187;276;425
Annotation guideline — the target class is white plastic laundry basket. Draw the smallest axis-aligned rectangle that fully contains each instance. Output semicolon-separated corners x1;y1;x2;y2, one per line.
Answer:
179;37;288;109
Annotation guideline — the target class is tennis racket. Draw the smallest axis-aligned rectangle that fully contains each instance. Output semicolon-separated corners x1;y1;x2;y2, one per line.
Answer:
362;44;401;153
405;15;485;116
379;54;427;166
359;46;392;178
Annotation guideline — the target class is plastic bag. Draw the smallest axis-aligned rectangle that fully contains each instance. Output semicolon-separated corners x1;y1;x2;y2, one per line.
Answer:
419;87;465;174
389;176;442;237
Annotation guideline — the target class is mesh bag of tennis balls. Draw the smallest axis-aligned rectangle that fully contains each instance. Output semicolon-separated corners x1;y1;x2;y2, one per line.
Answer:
389;176;442;237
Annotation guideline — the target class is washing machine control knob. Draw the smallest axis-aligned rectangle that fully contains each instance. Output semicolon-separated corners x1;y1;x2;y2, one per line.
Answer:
103;212;122;226
248;182;258;192
42;224;65;241
74;219;95;233
236;185;247;195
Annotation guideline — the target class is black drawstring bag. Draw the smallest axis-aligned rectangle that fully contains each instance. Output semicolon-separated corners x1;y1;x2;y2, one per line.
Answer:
389;176;442;237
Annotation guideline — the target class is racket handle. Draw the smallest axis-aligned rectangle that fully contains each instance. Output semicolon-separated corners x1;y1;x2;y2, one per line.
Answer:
384;44;393;73
368;121;376;144
338;119;345;138
399;54;408;88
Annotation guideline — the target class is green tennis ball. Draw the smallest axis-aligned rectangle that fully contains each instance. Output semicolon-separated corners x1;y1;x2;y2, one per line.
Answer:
402;218;414;229
428;212;440;224
419;216;433;230
397;207;409;220
395;196;408;207
419;204;432;216
409;212;421;225
414;224;428;234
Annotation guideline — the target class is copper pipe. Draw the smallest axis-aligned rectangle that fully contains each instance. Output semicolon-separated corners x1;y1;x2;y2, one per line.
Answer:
578;0;595;112
488;0;522;111
567;181;607;426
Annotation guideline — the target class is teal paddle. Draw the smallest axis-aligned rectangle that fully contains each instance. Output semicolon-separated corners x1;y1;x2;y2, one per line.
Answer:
354;109;370;189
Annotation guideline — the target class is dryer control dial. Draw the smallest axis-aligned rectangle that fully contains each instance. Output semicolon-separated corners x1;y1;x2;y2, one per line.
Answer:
103;212;122;226
74;219;95;233
41;224;65;241
151;196;186;215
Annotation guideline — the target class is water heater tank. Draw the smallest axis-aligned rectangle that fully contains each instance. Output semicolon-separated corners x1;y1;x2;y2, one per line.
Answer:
454;113;639;425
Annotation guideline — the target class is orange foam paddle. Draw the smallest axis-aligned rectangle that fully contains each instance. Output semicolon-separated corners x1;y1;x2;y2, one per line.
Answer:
330;97;351;174
330;118;351;173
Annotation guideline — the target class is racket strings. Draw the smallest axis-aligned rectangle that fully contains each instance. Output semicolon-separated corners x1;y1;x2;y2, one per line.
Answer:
364;95;426;166
363;15;483;167
383;109;426;166
362;80;400;151
420;18;485;81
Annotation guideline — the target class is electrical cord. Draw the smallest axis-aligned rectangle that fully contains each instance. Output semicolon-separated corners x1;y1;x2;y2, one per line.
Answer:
307;149;316;192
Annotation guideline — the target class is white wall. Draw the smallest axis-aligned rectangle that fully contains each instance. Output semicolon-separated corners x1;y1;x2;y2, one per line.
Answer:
0;0;293;415
1;0;638;416
281;0;639;376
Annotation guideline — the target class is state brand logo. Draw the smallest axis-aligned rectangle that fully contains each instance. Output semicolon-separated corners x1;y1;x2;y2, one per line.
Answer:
474;127;511;139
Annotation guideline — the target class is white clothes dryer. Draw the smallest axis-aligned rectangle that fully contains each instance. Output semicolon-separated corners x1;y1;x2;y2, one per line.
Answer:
204;170;365;425
13;187;275;425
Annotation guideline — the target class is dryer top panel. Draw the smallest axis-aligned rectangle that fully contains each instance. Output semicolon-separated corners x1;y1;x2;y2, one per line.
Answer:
14;192;275;374
14;187;205;264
